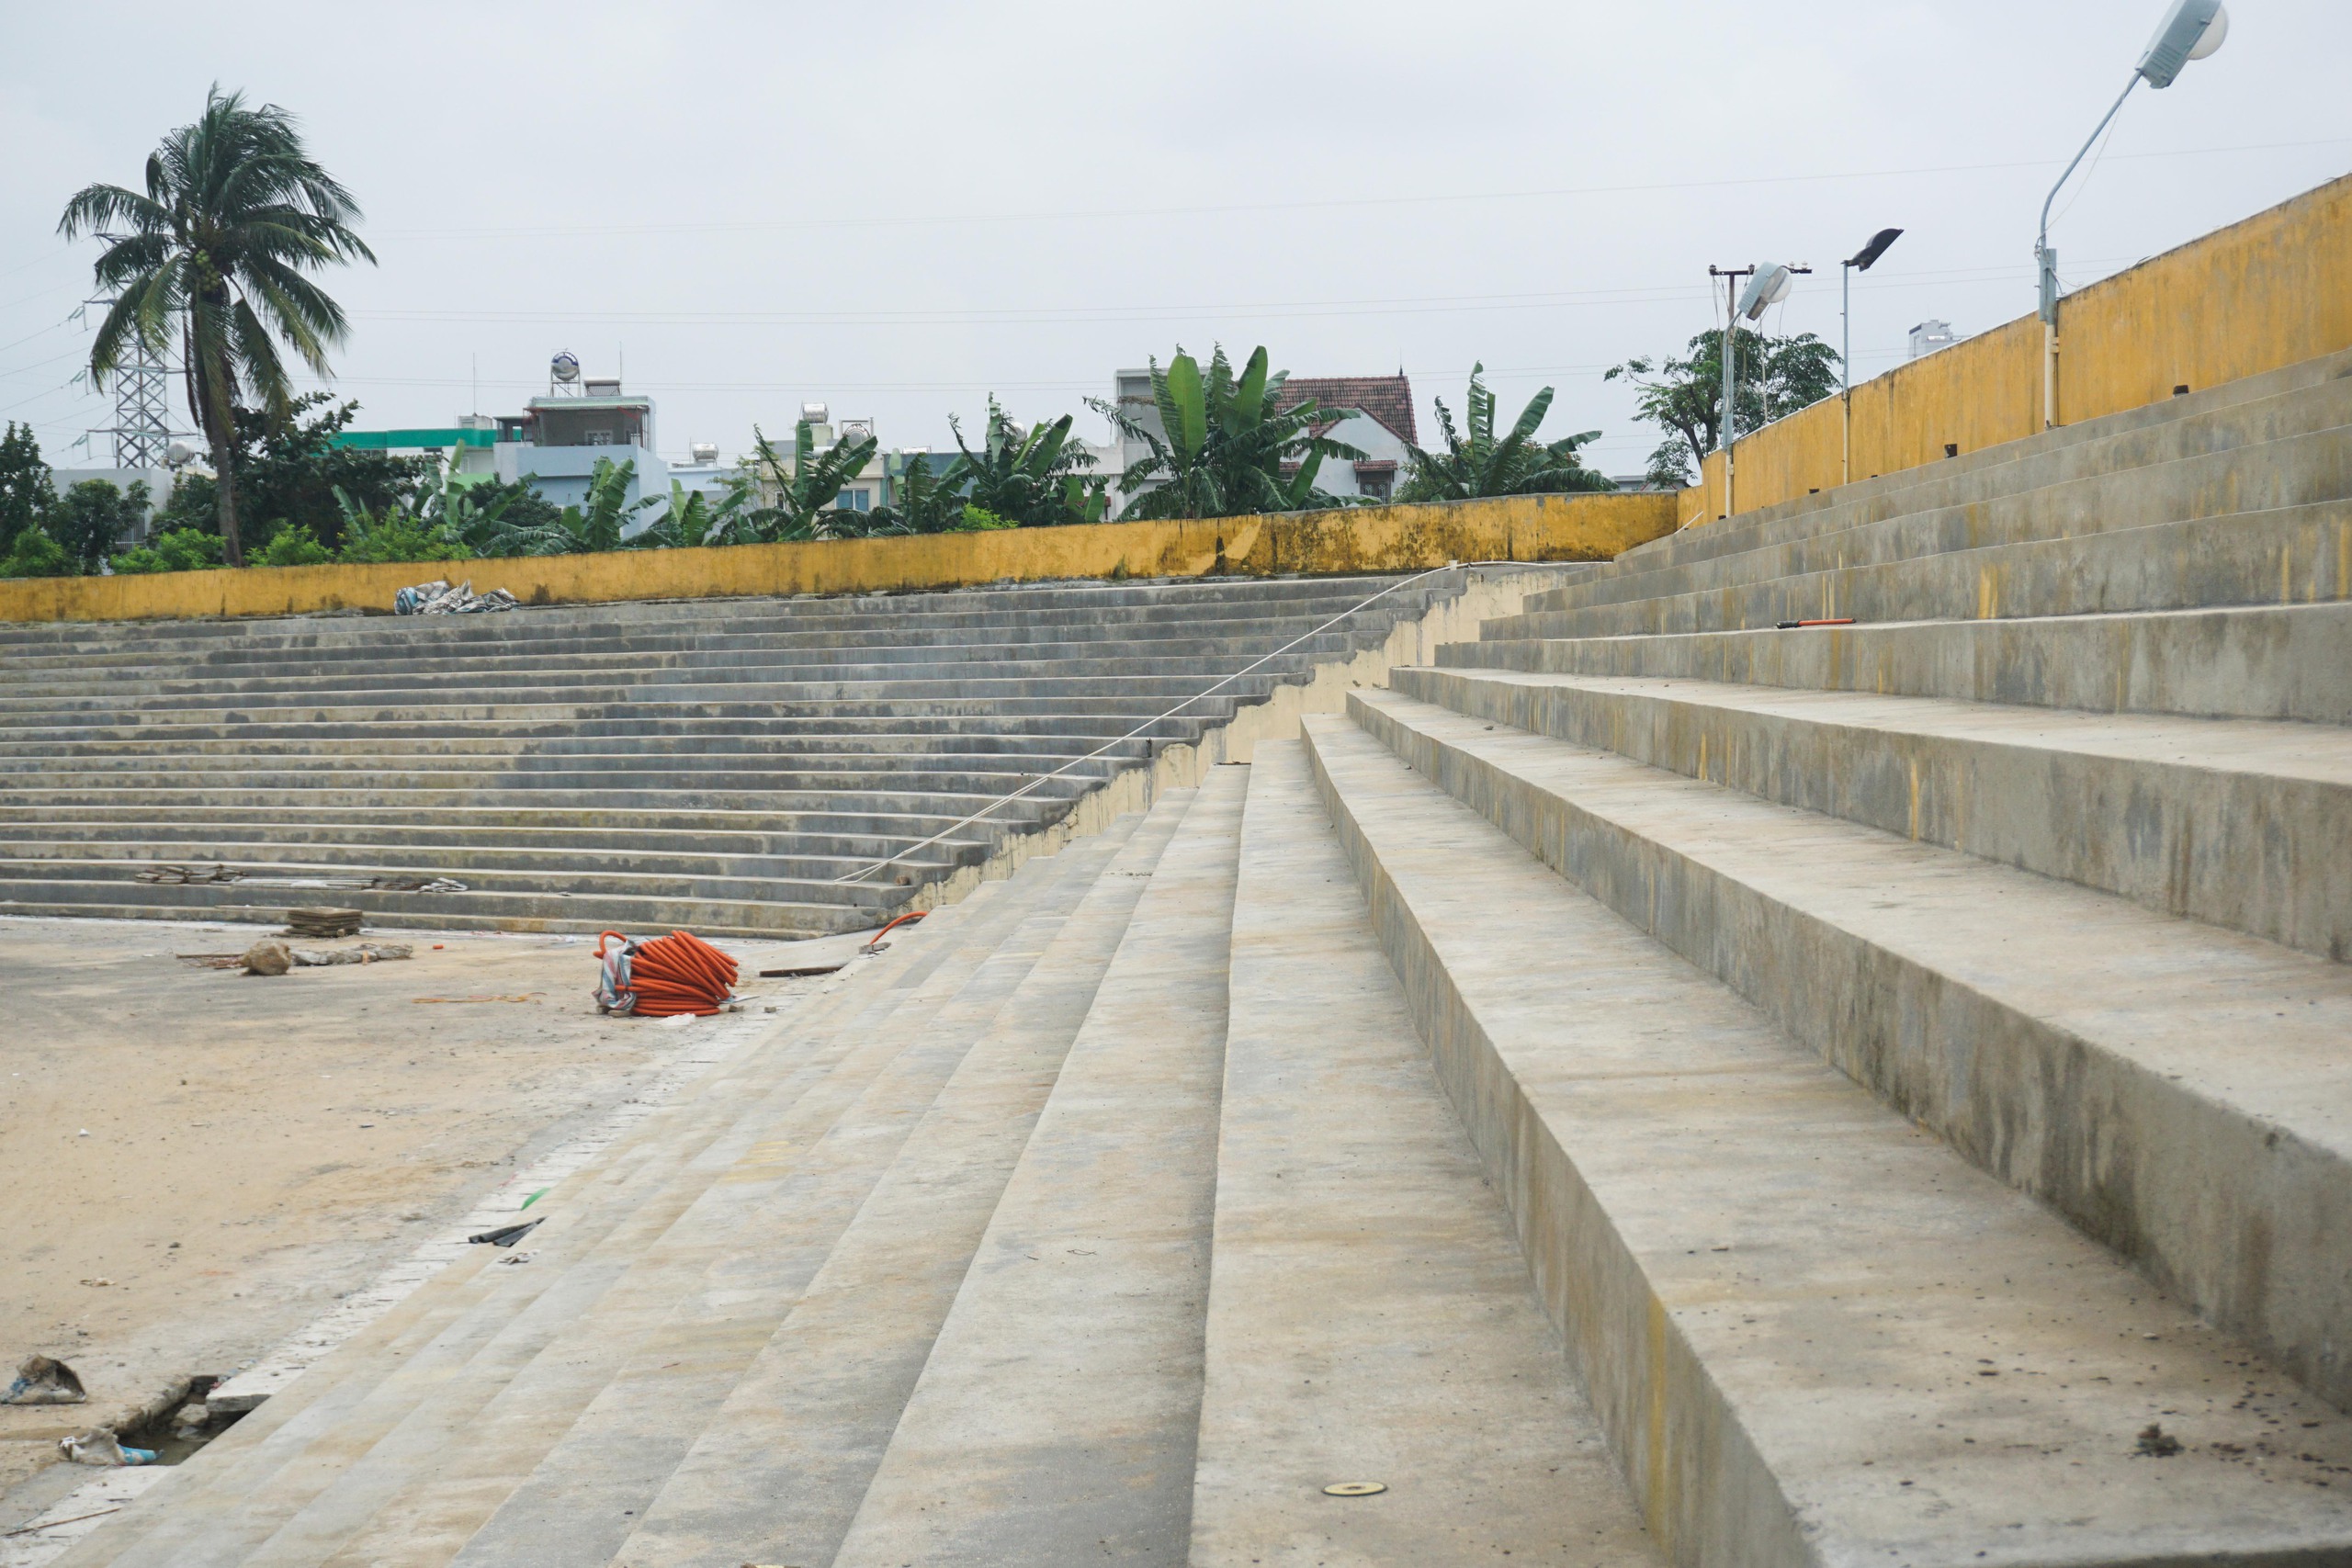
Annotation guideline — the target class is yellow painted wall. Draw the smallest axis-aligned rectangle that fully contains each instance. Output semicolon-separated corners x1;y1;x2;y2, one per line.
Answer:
0;491;1675;626
1681;170;2352;523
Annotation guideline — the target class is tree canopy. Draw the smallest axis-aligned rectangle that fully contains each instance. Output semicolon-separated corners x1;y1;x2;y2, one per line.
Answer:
60;85;374;564
1606;327;1840;488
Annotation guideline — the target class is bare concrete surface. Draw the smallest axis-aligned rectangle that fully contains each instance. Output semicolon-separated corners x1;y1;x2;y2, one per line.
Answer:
1192;742;1659;1567
0;913;827;1527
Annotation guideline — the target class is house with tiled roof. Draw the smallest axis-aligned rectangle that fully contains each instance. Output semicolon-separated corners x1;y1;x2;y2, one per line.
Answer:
1271;373;1417;502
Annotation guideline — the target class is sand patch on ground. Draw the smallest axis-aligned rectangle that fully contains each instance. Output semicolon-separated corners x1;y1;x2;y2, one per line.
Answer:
0;915;830;1512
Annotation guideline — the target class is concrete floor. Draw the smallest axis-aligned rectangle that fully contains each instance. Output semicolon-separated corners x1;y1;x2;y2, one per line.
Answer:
0;914;831;1522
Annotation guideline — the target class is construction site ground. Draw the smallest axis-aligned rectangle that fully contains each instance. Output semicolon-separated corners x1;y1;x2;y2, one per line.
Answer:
0;913;838;1526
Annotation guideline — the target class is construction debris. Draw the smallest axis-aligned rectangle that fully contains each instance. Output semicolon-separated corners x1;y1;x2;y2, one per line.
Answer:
594;930;739;1017
364;875;469;893
394;580;519;615
283;908;365;939
58;1430;155;1467
134;864;244;885
4;1355;85;1405
288;943;413;966
241;940;293;976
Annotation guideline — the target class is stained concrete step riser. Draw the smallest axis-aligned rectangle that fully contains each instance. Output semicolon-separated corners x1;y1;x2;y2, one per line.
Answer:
1443;603;2352;724
1348;691;2352;1410
0;786;1080;818
0;840;956;883
0;819;984;860
829;767;1246;1567
0;860;915;908
1393;665;2352;960
1498;494;2352;641
257;822;1155;1568
0;717;1213;750
0;802;1003;838
0;694;1253;724
0;736;1154;763
0;765;1110;797
1532;441;2352;617
0;580;1437;655
0;880;888;933
0;625;1396;681
0;652;1343;704
1298;713;2352;1568
59;865;1064;1568
1611;354;2352;573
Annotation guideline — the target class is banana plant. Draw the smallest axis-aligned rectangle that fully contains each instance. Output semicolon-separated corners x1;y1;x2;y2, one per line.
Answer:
1396;363;1612;502
476;457;655;555
943;398;1108;527
1091;345;1361;520
733;422;883;541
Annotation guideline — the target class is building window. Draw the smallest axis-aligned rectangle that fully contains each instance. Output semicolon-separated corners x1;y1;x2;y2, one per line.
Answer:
1359;471;1394;502
836;488;872;512
587;429;615;446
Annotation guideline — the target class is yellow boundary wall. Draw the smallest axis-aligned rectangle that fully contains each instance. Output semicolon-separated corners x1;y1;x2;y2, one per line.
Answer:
1683;170;2352;524
0;491;1674;625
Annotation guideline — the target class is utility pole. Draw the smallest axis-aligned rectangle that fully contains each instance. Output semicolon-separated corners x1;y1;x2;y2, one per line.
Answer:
1708;265;1753;521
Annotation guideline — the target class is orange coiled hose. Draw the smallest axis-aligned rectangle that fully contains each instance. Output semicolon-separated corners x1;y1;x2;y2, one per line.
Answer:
595;930;739;1017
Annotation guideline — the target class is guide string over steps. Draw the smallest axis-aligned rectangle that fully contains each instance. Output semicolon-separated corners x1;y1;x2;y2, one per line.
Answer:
831;559;1520;887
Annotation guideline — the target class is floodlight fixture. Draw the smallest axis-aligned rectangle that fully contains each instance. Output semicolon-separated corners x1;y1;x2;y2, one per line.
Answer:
1738;263;1796;321
2035;0;2228;427
1840;229;1904;483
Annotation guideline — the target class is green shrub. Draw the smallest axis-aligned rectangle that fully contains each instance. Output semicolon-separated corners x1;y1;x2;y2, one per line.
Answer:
952;503;1016;532
338;510;473;564
110;526;225;575
252;524;334;567
0;525;75;578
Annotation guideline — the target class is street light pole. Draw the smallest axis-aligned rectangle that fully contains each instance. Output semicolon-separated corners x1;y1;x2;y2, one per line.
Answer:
2035;0;2228;430
1841;228;1903;485
1708;265;1753;521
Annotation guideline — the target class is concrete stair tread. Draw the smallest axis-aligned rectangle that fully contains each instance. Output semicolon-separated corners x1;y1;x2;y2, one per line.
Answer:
1348;687;2352;1406
255;818;1157;1568
580;788;1198;1567
1445;602;2352;724
1299;712;2352;1568
830;764;1248;1567
52;849;1086;1568
1189;740;1659;1566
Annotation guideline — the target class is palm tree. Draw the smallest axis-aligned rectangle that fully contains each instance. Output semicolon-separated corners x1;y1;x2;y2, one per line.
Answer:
59;86;373;566
1091;346;1361;521
1396;365;1613;502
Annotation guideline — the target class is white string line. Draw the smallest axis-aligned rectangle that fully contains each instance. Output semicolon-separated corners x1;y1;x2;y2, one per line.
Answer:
831;560;1540;886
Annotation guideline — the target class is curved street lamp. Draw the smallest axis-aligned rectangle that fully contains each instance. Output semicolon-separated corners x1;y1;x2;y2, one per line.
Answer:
1841;227;1903;483
2037;0;2229;428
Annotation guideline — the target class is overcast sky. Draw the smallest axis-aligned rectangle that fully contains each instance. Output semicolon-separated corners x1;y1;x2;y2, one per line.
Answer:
2;1;2345;476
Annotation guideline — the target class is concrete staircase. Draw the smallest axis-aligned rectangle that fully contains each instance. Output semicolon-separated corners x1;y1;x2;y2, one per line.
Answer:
25;352;2352;1566
0;571;1548;939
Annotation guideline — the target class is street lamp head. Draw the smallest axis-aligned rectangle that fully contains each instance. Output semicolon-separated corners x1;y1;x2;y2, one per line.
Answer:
2138;0;2228;88
1847;227;1904;272
1737;263;1796;321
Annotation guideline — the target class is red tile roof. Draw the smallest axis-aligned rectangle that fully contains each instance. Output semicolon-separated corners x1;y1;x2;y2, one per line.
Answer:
1273;374;1418;446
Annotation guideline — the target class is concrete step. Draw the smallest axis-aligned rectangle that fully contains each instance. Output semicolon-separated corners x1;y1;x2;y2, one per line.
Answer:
1345;688;2352;1409
0;839;961;886
47;873;1018;1568
0;875;892;938
54;842;1102;1568
0;784;1078;819
1491;498;2352;640
829;763;1248;1567
1608;350;2352;580
0;817;987;863
0;651;1353;706
592;789;1195;1567
256;818;1158;1568
1391;665;2352;960
0;761;1117;798
0;731;1156;761
1298;712;2352;1568
0;856;911;910
0;694;1250;726
1442;603;2352;723
1187;740;1659;1567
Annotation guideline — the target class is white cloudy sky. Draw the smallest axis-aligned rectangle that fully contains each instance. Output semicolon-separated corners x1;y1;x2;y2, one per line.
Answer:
1;1;2345;476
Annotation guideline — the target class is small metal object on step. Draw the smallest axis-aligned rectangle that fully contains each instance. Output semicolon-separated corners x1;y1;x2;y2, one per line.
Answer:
1322;1481;1387;1496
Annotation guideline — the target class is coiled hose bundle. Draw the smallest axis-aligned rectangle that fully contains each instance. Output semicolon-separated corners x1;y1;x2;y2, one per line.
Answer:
594;930;739;1017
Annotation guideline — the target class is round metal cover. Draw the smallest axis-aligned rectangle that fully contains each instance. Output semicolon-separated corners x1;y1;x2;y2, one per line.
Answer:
1322;1482;1387;1496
